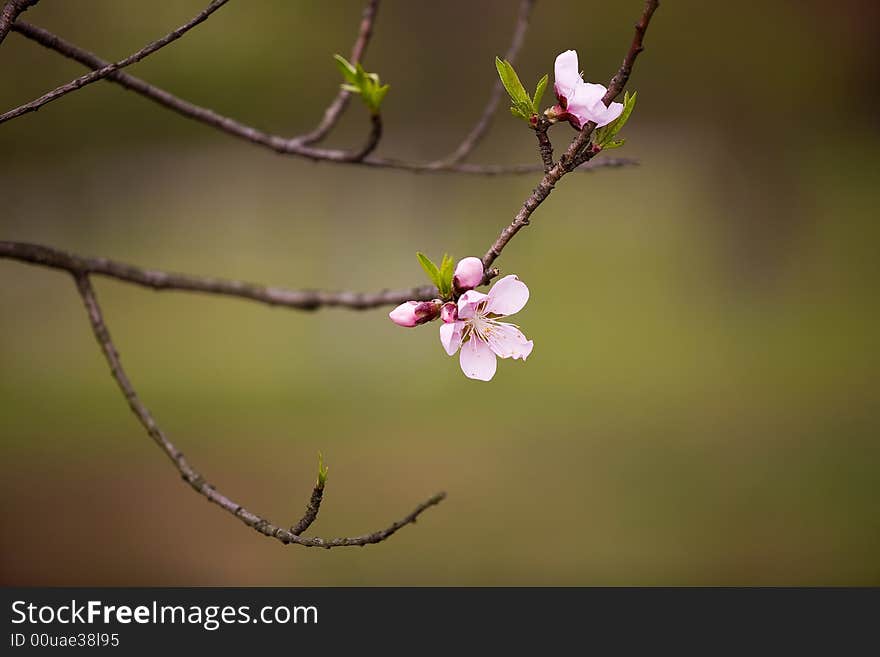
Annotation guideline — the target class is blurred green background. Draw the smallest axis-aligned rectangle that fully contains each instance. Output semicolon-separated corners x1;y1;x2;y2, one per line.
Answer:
1;1;878;585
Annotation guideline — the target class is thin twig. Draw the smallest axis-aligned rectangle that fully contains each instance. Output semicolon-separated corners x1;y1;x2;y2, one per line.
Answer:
339;112;382;163
603;0;660;104
0;241;437;310
482;0;660;272
0;0;36;46
344;154;634;175
534;121;554;172
0;0;229;124
432;0;535;166
71;271;444;549
6;19;637;175
296;0;380;146
291;483;324;536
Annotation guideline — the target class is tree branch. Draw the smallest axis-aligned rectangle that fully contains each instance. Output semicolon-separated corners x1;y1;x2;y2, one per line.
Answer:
0;0;662;556
0;0;36;46
291;482;325;536
482;0;660;273
0;0;229;124
71;271;444;549
6;14;637;175
338;112;383;163
0;241;437;310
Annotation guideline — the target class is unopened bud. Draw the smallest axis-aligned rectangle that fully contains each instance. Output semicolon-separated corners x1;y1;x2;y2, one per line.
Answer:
388;300;441;327
440;302;458;324
452;257;484;294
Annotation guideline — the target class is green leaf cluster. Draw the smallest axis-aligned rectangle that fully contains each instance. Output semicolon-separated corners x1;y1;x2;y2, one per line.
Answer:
333;54;390;114
416;252;455;299
495;57;548;122
593;91;637;150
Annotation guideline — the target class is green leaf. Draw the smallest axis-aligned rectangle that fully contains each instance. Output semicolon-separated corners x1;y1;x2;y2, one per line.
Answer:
495;57;531;106
613;90;637;135
602;138;626;149
333;54;358;85
317;452;329;487
515;100;534;117
354;62;369;84
439;253;454;277
532;74;548;112
438;254;455;298
594;90;637;148
416;252;443;290
372;84;390;108
361;82;390;114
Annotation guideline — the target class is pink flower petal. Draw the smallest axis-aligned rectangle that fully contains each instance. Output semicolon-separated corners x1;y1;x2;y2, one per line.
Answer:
564;82;623;128
487;322;534;361
554;50;581;103
459;337;497;381
595;100;624;128
439;321;464;356
457;290;488;320
566;82;606;128
486;275;529;316
564;107;589;130
578;82;608;108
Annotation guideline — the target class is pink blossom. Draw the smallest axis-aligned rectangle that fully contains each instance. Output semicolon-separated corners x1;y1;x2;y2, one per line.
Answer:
439;275;533;381
389;300;440;327
552;50;623;130
452;256;484;294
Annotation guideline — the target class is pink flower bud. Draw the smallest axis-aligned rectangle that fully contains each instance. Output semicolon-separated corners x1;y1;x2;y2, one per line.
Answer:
440;302;458;324
453;257;484;294
388;300;440;327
